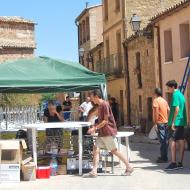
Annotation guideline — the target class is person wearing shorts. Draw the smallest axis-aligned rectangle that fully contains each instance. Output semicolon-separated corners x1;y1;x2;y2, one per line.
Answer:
83;90;133;178
165;80;187;171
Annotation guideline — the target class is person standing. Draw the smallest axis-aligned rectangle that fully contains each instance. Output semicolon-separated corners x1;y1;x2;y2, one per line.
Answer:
63;96;72;120
165;80;187;171
79;97;93;121
83;90;133;177
153;88;170;163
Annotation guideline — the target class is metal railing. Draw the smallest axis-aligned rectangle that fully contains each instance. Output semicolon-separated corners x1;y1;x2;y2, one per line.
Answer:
0;106;79;131
0;106;40;131
95;54;124;76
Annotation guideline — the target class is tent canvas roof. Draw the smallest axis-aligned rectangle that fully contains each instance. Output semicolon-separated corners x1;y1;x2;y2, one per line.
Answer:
0;56;106;93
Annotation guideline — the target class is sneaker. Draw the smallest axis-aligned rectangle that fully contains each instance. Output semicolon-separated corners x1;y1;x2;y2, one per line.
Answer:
177;162;184;169
165;163;178;171
122;167;134;176
156;157;168;163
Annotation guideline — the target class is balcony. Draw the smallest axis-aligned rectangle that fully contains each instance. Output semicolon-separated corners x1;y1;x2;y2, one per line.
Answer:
95;54;124;77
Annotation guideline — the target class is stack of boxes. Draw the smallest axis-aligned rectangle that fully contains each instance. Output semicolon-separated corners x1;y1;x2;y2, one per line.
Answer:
0;140;27;183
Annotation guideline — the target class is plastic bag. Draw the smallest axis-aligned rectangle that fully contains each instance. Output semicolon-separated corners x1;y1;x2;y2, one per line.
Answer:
148;125;158;140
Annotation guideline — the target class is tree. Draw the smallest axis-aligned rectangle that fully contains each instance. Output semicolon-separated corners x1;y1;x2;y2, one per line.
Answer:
0;94;41;107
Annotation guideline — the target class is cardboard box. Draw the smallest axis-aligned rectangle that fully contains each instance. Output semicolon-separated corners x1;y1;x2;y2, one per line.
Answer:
0;140;27;164
22;157;32;165
0;164;20;183
57;165;67;175
22;162;36;181
58;155;67;164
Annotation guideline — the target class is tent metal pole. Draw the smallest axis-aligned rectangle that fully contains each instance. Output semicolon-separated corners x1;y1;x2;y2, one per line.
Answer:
100;83;108;100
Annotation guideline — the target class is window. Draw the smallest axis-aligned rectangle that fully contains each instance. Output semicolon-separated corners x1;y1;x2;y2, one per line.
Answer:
136;52;142;88
79;23;82;45
105;39;110;57
116;32;122;53
104;0;108;21
147;97;153;121
180;23;190;58
116;32;122;72
82;20;86;43
115;0;120;12
105;39;110;73
98;50;102;61
139;95;142;112
86;17;90;41
164;30;173;62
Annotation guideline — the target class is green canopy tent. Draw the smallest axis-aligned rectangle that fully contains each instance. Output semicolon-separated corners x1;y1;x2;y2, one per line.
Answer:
0;56;107;98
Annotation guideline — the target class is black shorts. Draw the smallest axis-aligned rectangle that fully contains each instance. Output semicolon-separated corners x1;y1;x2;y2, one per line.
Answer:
170;126;185;141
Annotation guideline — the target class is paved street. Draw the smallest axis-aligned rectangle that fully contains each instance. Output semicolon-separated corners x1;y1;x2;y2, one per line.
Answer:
1;137;190;190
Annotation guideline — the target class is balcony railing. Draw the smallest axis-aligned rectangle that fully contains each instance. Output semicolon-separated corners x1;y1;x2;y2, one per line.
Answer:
95;54;124;76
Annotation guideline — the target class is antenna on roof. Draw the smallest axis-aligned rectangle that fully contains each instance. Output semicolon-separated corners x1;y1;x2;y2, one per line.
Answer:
86;2;89;8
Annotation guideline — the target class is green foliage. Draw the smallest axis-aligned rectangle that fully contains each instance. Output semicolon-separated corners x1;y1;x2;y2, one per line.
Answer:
39;93;56;105
0;94;40;107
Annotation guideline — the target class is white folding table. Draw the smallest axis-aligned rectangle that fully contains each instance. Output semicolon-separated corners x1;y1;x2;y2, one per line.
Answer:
21;122;91;176
116;132;134;161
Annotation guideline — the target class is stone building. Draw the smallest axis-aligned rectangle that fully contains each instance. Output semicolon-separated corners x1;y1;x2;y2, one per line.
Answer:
89;42;104;72
124;32;157;132
75;4;103;70
102;0;182;125
0;16;36;62
150;0;190;121
122;0;188;131
75;1;183;126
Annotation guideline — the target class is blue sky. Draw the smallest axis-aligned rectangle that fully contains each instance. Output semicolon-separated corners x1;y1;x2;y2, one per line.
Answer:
0;0;101;61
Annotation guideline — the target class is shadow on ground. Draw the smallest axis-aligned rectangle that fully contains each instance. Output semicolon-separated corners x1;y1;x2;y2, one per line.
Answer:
128;135;190;175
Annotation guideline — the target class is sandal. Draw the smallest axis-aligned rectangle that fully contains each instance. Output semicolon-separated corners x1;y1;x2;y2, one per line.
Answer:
82;171;98;178
122;167;134;176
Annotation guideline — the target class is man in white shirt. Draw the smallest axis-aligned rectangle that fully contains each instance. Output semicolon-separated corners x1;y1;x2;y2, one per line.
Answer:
79;97;93;121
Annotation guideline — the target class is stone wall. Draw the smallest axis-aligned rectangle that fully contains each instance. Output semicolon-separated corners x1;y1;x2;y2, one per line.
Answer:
0;48;34;62
0;22;35;48
128;36;156;132
90;43;104;72
125;0;183;37
0;21;35;63
77;6;103;69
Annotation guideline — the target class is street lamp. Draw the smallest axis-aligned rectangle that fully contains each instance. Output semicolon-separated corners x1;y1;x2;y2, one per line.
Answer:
130;14;152;39
79;47;85;57
130;14;141;33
